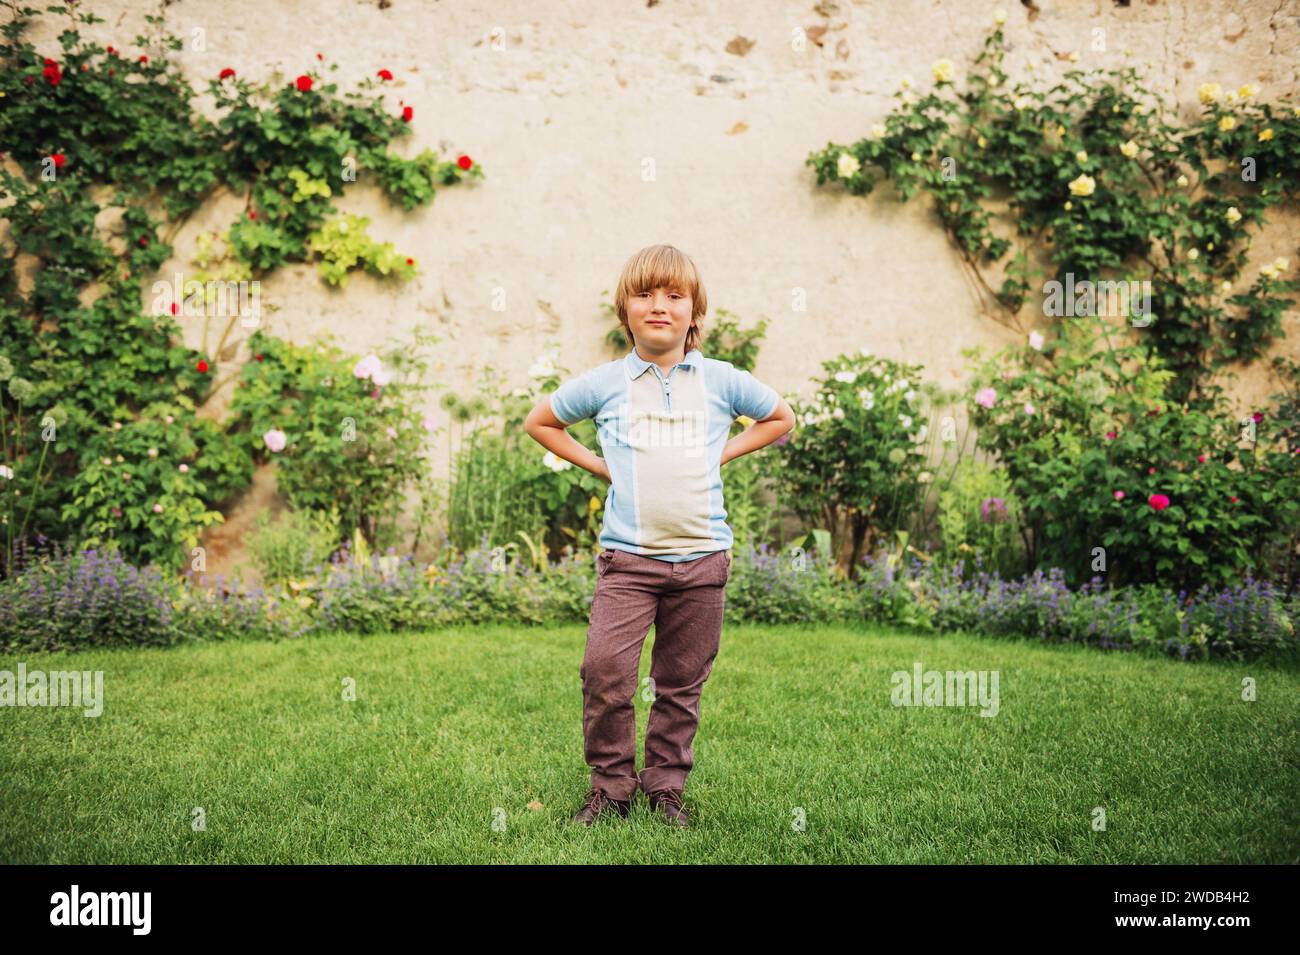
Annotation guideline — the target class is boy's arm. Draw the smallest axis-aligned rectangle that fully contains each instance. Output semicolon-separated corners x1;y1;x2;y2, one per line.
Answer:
721;396;795;467
524;397;611;482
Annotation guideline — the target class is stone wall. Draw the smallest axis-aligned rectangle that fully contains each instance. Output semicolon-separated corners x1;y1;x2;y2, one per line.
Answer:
17;0;1299;576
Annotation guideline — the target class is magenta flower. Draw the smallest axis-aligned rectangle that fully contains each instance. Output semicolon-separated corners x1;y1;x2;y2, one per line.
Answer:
1105;430;1117;440
979;497;1008;522
1113;490;1125;500
1148;493;1170;511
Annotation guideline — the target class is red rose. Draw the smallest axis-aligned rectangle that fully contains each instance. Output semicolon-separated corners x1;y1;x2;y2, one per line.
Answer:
106;46;116;55
295;74;313;92
1196;454;1206;463
139;55;148;64
50;153;66;168
248;209;257;220
1105;430;1117;440
1252;411;1263;423
402;105;413;122
170;302;178;315
316;52;324;61
219;67;235;79
196;359;209;373
457;154;473;170
255;354;264;362
1229;495;1239;503
138;235;149;247
1147;466;1155;475
44;57;57;67
377;68;393;81
1148;493;1170;511
24;75;33;85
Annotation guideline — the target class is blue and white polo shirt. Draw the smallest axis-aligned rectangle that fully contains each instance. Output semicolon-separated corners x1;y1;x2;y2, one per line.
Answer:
549;345;781;562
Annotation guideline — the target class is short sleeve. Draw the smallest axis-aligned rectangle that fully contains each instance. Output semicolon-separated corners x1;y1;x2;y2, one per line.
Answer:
730;365;780;420
549;368;602;426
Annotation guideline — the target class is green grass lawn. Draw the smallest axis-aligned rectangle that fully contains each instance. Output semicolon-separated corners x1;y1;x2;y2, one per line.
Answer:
1;622;1296;863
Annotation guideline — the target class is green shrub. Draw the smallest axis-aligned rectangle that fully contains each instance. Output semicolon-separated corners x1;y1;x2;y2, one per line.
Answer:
964;318;1297;590
228;329;435;552
775;348;940;574
247;506;342;588
934;457;1025;578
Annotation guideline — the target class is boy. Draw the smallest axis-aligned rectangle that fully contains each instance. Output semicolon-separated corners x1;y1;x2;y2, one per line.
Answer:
524;244;795;828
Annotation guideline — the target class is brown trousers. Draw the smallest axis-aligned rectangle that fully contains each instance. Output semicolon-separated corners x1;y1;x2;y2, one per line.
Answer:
579;547;731;801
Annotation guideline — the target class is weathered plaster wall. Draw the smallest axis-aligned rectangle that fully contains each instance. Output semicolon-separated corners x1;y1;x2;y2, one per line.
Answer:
15;0;1299;574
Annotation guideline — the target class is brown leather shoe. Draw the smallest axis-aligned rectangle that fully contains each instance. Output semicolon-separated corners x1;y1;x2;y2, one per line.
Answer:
647;788;689;828
572;787;631;826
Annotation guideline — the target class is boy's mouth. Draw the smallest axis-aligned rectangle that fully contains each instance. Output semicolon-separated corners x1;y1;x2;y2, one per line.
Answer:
647;320;671;326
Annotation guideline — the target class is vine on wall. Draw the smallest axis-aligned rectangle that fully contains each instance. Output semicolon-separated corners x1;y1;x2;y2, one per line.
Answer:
0;3;482;574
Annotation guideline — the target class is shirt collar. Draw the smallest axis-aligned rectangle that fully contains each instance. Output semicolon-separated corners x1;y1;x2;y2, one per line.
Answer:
625;345;702;380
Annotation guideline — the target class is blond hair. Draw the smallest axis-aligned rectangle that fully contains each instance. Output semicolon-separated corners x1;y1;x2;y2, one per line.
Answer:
613;244;708;355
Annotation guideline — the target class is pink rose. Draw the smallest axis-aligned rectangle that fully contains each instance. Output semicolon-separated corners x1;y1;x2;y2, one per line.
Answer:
423;413;437;433
1028;331;1045;350
263;428;287;453
153;503;164;513
1148;493;1170;511
386;426;398;439
179;463;189;473
974;387;997;409
354;354;393;386
1196;454;1206;464
1113;490;1125;500
1023;402;1036;415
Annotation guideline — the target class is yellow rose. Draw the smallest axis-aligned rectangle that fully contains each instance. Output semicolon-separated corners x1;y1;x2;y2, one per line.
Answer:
1176;174;1189;188
1218;115;1236;132
1224;206;1241;225
1197;83;1221;105
1187;248;1199;261
1056;125;1066;136
1220;280;1232;294
870;123;886;138
1067;173;1096;197
1075;150;1088;163
1120;140;1138;158
1064;201;1073;211
977;135;987;148
1238;83;1259;99
836;152;861;179
900;75;914;89
1274;257;1290;272
1259;128;1274;142
993;8;1007;25
932;59;954;84
1225;90;1238;103
910;150;921;161
1013;95;1031;110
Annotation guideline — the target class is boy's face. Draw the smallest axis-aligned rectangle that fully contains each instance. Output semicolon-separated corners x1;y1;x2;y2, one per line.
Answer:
627;284;693;353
